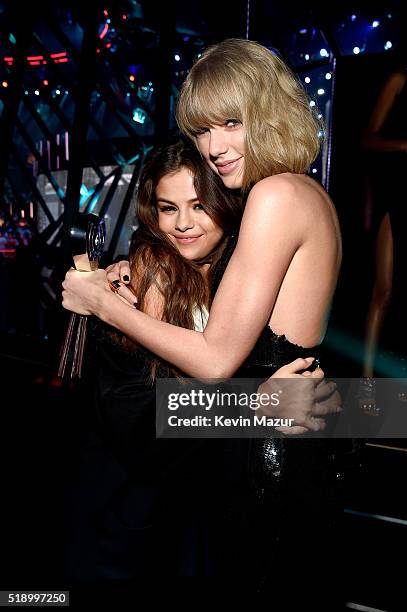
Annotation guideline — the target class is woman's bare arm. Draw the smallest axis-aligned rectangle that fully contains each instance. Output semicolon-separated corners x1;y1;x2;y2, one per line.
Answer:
362;72;407;153
364;213;393;377
63;175;321;378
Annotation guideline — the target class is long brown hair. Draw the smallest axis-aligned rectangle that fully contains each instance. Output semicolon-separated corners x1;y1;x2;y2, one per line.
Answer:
127;139;242;378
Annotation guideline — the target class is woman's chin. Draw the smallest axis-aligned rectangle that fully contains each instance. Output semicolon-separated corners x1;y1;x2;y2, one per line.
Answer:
220;174;243;190
179;248;202;260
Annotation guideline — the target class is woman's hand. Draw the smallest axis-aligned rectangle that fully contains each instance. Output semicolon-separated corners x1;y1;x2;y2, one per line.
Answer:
62;264;138;316
256;357;341;435
105;260;138;307
62;268;111;316
106;260;132;286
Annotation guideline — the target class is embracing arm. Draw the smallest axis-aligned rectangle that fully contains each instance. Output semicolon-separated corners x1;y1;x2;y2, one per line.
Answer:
64;177;306;378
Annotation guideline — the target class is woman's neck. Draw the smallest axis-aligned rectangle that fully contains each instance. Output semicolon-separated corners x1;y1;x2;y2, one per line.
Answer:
196;262;210;278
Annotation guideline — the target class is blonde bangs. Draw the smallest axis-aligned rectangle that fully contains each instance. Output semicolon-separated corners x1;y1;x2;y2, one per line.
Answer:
177;63;243;137
177;39;322;191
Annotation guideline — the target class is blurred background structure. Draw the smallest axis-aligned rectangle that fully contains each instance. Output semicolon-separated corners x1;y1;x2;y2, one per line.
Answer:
0;1;406;609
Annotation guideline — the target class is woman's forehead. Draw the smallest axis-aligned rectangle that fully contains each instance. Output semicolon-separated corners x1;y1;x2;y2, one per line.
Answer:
156;168;196;193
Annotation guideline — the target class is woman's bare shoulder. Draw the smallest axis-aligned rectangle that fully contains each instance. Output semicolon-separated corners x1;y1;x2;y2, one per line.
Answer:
246;173;332;217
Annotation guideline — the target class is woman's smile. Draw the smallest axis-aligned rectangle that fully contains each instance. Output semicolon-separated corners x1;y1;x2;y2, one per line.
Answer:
215;157;243;176
172;234;203;244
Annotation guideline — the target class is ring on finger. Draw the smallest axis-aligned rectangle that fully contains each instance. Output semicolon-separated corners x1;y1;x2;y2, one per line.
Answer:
108;279;122;294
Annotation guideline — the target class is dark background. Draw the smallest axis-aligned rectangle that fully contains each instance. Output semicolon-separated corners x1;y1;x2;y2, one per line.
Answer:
0;1;406;609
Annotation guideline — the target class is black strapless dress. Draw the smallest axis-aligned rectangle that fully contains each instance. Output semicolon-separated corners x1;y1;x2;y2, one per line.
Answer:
210;234;345;604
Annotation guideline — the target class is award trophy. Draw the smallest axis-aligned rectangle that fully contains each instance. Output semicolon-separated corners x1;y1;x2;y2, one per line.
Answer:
58;213;106;380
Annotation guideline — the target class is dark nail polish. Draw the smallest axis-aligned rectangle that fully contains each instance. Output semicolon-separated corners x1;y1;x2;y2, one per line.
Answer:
133;302;138;308
123;275;130;282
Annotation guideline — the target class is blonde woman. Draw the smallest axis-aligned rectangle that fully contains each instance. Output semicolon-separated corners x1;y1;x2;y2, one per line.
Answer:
62;40;342;601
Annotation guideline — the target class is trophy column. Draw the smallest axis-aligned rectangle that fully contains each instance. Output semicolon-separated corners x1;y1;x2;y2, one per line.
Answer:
58;213;105;380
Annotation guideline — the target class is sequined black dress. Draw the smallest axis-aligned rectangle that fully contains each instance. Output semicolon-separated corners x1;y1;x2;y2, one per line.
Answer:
210;234;344;603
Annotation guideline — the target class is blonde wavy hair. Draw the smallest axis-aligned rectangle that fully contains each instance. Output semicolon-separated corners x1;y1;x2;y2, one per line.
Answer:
176;38;323;192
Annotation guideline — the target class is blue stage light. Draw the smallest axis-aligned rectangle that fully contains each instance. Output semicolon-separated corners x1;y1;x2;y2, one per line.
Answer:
133;108;146;124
